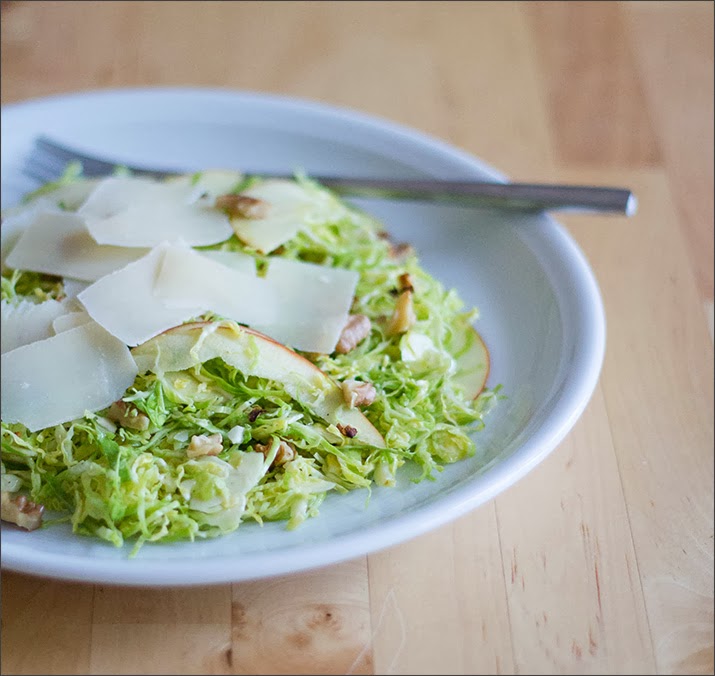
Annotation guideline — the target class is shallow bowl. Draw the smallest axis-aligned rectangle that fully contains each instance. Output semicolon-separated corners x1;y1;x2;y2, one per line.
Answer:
0;88;605;586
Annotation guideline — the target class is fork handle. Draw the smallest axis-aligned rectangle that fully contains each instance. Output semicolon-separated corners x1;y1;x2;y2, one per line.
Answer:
314;178;637;215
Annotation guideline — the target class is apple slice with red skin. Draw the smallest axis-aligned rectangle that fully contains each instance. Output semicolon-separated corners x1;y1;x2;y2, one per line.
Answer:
131;320;386;447
450;321;490;400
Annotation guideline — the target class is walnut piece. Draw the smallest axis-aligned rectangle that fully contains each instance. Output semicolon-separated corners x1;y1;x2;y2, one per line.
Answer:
335;314;372;354
389;241;414;260
106;401;150;431
1;491;44;531
386;288;416;335
187;433;224;458
255;440;296;466
397;272;414;293
337;423;358;438
248;407;264;423
341;379;377;408
378;231;414;260
215;193;269;219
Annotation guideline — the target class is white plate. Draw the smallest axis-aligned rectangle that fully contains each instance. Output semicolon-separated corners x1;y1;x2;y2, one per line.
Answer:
0;88;605;586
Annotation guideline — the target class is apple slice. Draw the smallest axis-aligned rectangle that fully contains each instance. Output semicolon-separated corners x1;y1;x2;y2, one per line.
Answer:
131;321;386;447
449;320;490;399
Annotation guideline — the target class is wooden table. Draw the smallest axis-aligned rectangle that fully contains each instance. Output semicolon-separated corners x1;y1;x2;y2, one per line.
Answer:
1;2;712;674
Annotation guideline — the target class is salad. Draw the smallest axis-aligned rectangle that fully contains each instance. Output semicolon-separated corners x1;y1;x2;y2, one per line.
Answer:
0;165;499;553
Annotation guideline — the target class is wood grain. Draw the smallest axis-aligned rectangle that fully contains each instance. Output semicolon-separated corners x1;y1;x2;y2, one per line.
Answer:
494;388;655;675
528;1;661;167
367;503;515;674
0;0;553;177
562;168;715;675
229;560;372;675
1;2;713;675
0;572;93;675
89;584;232;674
623;1;714;307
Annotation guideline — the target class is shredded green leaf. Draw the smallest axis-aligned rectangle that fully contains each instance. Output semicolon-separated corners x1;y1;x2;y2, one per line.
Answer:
1;168;501;552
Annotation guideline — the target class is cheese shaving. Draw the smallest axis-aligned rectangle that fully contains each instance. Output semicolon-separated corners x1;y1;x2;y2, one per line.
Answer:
1;299;67;353
4;210;148;282
78;176;233;247
77;244;203;346
0;321;139;432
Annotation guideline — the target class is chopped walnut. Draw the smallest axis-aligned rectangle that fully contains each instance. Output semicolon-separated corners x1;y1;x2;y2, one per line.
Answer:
335;314;372;354
248;407;264;423
342;379;377;408
255;440;296;466
386;288;416;335
378;231;413;260
106;401;150;431
215;193;269;219
397;272;414;293
1;491;44;531
187;433;224;458
337;423;358;438
389;241;414;260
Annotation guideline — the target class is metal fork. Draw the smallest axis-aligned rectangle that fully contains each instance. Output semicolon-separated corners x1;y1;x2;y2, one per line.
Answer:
24;135;637;216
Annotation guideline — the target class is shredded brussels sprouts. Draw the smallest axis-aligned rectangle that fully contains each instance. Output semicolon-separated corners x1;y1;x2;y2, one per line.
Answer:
1;169;501;553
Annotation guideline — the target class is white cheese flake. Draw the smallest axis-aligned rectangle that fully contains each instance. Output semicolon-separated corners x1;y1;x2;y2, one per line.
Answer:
1;299;67;353
78;244;204;346
52;310;92;334
4;210;148;281
153;245;279;325
0;321;138;432
78;176;233;248
153;245;358;353
61;278;90;299
200;249;256;274
261;257;359;354
2;199;62;271
227;425;245;445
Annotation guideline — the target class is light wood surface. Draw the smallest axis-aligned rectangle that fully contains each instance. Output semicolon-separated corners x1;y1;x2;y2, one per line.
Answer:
1;2;712;674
